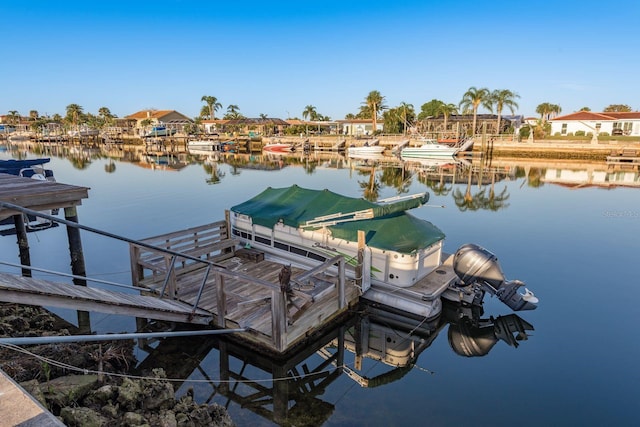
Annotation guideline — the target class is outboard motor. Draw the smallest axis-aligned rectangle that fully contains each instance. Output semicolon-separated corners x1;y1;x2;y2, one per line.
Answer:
452;243;538;311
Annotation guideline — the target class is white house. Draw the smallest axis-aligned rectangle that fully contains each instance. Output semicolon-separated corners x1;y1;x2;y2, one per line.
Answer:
550;111;640;136
336;119;383;136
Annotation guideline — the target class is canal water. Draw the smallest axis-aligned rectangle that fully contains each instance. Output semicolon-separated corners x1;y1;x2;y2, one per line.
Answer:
1;143;639;426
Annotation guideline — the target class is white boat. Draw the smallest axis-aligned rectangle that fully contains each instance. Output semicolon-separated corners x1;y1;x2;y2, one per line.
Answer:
347;145;386;157
229;185;538;319
401;139;459;159
67;127;100;138
188;139;236;153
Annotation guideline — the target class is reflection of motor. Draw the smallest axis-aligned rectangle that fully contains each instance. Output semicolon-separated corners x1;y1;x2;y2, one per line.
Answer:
451;243;538;311
444;303;534;357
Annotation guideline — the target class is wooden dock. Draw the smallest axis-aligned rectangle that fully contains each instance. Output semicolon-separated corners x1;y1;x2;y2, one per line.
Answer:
0;273;213;324
606;149;640;170
0;173;89;221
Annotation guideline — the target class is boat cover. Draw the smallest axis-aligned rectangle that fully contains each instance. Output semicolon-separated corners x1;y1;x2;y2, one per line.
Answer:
230;185;445;254
0;158;51;175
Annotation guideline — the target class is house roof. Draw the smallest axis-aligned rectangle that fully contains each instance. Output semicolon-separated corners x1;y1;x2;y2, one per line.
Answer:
126;110;175;120
551;111;640;121
224;118;290;125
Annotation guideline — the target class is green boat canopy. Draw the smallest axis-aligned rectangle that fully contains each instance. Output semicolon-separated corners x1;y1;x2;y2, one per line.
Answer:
230;185;445;254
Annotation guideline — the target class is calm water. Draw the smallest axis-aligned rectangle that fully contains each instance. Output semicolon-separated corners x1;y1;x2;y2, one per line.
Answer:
1;143;639;426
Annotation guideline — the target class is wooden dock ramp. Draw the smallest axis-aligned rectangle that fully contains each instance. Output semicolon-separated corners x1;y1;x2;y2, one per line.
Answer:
0;273;213;325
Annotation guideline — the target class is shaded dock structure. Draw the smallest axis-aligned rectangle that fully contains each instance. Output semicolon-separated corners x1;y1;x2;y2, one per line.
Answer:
0;172;360;355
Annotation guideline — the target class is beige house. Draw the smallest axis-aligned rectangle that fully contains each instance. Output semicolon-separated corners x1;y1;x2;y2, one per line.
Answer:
126;110;193;132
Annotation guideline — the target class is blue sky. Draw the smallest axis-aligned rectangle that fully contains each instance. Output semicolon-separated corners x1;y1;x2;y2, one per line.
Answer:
2;0;638;120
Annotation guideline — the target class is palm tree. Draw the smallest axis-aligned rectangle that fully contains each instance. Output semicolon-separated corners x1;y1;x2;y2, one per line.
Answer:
65;104;84;128
302;105;317;121
397;102;414;135
536;102;562;122
224;105;243;120
201;95;222;120
29;110;39;120
490;89;519;133
98;107;114;128
363;91;387;134
459;87;491;135
437;103;458;132
7;110;20;125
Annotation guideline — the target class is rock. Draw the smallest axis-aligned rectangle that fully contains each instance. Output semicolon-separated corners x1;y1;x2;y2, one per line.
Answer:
60;406;109;426
117;377;143;411
85;384;117;406
151;410;178;427
42;374;100;408
122;411;149;427
209;403;235;427
101;402;119;418
19;378;48;408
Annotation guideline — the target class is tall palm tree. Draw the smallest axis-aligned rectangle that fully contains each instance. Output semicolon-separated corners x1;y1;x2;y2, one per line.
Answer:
459;87;491;135
303;105;317;135
302;105;317;121
65;104;84;128
363;91;387;134
536;102;562;123
397;102;415;135
201;95;222;120
98;107;113;128
437;103;458;132
490;89;519;133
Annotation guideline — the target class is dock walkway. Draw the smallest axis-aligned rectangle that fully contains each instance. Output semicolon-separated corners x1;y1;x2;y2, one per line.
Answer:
0;273;213;324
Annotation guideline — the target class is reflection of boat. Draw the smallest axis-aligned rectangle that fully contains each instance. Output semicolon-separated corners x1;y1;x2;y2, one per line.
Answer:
263;143;294;153
135;299;533;426
230;185;538;319
326;301;535;387
0;158;58;231
144;126;177;138
401;139;459;159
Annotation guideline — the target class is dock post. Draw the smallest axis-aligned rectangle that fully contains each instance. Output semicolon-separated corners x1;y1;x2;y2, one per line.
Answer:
338;257;345;309
64;206;90;332
12;214;31;277
356;230;365;291
272;288;287;352
63;207;87;286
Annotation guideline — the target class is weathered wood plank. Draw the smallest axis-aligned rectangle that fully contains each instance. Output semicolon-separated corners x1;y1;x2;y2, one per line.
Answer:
0;273;213;324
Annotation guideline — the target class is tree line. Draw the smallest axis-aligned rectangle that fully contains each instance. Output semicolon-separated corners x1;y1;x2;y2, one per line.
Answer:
4;91;635;136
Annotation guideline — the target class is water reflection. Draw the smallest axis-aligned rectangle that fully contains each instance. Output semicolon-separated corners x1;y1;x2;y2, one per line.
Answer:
134;302;533;426
2;140;639;210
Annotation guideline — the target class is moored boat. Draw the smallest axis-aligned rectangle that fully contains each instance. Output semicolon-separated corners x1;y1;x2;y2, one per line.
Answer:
229;185;538;319
0;158;58;231
263;143;295;153
144;126;177;138
347;145;386;157
401;139;459;159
